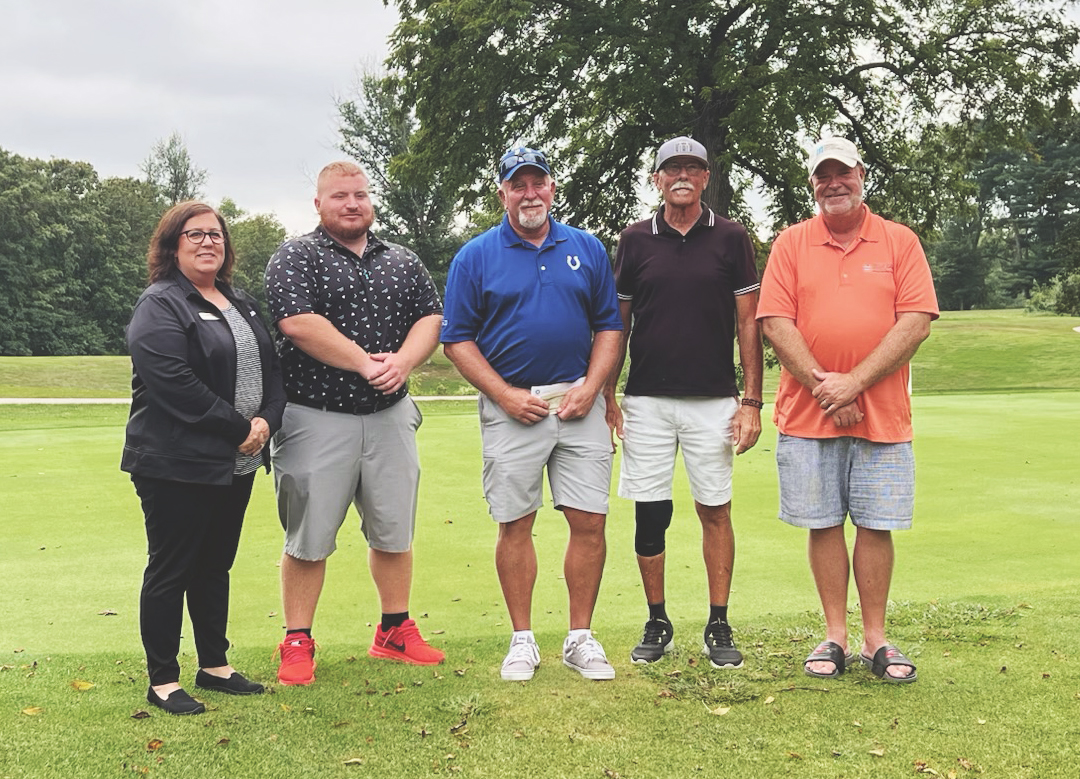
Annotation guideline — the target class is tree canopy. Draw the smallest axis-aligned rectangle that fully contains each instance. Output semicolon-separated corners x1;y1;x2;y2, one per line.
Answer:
221;198;288;311
140;132;208;206
0;147;286;356
387;0;1080;240
0;150;157;354
926;103;1080;309
338;72;466;288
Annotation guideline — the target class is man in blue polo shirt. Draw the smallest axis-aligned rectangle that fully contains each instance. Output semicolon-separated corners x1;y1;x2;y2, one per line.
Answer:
442;147;623;682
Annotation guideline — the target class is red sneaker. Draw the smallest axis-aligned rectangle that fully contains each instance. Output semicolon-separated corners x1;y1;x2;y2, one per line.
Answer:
368;619;445;665
276;633;317;685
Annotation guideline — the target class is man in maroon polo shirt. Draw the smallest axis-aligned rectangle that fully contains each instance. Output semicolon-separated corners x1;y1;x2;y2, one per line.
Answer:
605;136;763;669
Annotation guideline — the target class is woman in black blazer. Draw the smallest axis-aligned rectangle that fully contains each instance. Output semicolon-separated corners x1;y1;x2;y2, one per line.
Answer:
122;201;285;714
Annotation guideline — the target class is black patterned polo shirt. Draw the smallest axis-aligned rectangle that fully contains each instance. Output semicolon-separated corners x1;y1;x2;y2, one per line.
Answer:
265;226;442;415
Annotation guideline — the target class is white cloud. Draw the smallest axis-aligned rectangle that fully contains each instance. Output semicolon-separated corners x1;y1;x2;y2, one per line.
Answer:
0;0;398;236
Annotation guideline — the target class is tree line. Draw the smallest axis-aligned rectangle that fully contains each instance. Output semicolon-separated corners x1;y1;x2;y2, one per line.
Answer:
5;0;1080;356
0;135;286;356
342;73;1080;318
931;112;1080;313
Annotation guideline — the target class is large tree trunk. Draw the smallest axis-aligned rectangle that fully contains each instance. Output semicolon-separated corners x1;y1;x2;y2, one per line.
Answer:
696;101;735;218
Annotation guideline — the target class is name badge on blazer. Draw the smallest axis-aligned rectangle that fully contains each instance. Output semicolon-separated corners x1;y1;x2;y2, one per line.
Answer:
199;312;222;321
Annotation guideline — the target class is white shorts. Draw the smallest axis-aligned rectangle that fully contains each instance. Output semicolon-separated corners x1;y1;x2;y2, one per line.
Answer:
617;395;738;506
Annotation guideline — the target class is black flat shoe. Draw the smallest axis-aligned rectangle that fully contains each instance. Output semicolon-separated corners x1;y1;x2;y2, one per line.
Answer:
195;669;265;695
146;686;206;715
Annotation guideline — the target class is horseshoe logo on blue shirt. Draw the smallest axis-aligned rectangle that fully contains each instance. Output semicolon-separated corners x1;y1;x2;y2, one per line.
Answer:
567;255;581;270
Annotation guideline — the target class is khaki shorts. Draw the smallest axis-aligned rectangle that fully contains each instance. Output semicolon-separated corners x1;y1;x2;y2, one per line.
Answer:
271;399;422;558
478;393;612;522
618;395;738;506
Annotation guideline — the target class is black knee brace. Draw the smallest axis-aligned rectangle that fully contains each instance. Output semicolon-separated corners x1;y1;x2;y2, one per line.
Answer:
634;500;673;557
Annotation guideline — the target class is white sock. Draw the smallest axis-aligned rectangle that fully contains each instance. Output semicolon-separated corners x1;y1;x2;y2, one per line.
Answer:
567;628;591;643
512;629;535;643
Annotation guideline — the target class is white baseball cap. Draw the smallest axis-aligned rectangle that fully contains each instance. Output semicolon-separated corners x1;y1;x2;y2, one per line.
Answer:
807;137;863;176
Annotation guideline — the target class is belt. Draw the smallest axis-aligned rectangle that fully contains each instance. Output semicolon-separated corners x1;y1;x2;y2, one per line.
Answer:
289;395;400;416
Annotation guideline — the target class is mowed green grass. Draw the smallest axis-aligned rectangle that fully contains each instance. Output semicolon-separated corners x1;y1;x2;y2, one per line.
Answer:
0;352;470;399
1;393;1078;779
912;310;1080;393
0;355;134;398
3;308;1079;398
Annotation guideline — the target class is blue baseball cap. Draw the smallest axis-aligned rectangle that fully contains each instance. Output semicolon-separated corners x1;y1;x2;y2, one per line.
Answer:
498;147;551;183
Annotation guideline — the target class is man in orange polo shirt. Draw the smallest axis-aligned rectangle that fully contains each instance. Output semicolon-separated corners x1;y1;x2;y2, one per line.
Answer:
757;137;938;683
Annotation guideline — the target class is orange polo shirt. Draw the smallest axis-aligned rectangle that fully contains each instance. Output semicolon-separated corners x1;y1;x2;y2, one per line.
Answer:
756;208;939;443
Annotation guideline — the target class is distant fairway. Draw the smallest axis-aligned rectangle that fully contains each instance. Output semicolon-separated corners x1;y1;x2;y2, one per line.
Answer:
2;308;1079;398
911;309;1080;393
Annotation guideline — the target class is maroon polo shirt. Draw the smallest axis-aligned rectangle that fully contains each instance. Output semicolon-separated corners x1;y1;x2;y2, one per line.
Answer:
614;203;758;397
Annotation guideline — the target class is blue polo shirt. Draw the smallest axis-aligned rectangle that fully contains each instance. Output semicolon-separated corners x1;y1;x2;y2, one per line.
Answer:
441;215;622;387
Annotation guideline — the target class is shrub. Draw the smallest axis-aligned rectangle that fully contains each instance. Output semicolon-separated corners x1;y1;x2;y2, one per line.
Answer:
1025;270;1080;316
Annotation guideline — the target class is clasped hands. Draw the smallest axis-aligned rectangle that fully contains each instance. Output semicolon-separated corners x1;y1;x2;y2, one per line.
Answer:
811;368;864;427
238;416;270;455
363;352;412;395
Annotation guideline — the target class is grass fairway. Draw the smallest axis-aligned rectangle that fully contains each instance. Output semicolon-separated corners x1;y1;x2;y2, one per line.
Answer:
911;310;1080;394
0;351;473;401
1;394;1078;778
0;356;133;398
3;308;1079;399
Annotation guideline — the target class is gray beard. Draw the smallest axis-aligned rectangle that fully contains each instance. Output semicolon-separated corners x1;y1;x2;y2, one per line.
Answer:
517;208;548;230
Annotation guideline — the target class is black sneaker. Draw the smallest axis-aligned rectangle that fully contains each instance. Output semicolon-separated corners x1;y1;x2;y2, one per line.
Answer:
702;621;743;669
630;617;674;664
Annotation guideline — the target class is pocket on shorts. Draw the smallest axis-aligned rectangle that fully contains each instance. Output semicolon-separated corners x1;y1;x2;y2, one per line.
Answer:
478;394;494;426
406;395;423;431
271;405;297;450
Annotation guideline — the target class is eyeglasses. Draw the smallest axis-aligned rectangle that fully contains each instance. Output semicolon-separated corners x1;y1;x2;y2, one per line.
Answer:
660;161;707;176
498;148;550;181
181;229;225;244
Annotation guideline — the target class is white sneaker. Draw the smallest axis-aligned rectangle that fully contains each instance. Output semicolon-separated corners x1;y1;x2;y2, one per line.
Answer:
562;633;615;680
501;633;541;681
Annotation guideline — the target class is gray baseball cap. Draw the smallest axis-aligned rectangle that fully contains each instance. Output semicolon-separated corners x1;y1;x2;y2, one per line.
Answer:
655;136;708;171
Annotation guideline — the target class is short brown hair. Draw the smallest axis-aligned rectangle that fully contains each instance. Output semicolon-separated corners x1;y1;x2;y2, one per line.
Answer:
146;201;236;285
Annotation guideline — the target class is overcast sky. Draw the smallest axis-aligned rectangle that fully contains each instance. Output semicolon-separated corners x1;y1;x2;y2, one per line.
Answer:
1;1;399;236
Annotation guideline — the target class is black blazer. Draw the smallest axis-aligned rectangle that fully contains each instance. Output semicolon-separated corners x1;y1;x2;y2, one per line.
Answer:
121;270;286;485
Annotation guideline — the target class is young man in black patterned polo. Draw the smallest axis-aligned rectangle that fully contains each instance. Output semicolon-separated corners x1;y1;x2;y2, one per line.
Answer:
265;161;445;685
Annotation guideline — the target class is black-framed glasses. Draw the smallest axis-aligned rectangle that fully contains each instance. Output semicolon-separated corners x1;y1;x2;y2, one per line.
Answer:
660;161;707;176
498;148;550;180
181;229;225;244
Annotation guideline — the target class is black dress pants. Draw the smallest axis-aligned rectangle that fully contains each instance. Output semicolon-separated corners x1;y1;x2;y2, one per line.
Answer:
133;472;256;686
